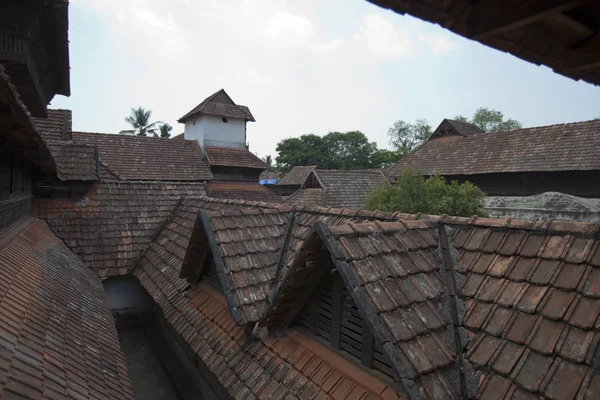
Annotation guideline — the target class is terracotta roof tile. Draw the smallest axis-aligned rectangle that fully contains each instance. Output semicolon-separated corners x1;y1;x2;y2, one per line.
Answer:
38;181;205;277
0;220;133;400
204;146;267;169
207;180;281;203
178;89;255;122
277;166;318;186
285;170;389;210
391;119;600;176
72;131;212;181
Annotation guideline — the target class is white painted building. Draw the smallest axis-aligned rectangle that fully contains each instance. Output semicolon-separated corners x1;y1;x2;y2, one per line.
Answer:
178;89;255;150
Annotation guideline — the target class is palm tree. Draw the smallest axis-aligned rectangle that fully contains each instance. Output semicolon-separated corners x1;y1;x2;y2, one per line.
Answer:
159;123;172;138
263;155;273;168
120;107;159;136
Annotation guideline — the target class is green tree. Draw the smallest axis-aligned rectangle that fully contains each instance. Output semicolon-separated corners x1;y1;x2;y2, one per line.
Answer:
455;107;522;132
120;107;160;136
262;155;273;168
159;123;172;138
275;134;331;173
363;169;487;217
387;118;432;156
370;149;403;169
324;131;377;170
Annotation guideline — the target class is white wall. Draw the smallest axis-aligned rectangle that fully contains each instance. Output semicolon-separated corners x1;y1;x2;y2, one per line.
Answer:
184;114;246;149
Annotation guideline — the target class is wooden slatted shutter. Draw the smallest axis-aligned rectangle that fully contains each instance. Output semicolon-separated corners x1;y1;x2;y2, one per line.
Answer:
292;273;395;380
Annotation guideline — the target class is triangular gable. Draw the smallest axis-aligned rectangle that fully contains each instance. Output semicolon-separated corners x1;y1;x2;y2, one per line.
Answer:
429;118;483;141
262;220;477;400
301;170;326;189
211;89;236;105
180;207;293;325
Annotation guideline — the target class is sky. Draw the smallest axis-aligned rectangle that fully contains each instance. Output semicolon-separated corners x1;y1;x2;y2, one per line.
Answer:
51;0;600;158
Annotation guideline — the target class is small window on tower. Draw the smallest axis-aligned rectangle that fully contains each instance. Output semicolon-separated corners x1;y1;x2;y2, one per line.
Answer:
222;117;228;123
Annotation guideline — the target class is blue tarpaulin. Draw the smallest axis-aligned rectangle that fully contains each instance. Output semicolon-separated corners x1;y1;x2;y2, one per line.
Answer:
259;179;277;185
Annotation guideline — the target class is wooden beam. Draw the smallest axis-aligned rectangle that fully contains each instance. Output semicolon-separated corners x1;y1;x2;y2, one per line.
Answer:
467;0;581;40
563;34;600;71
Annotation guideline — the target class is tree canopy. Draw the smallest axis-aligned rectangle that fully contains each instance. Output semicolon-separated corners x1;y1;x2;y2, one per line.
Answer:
275;131;393;172
159;123;172;138
363;169;487;217
454;107;522;132
387;118;432;156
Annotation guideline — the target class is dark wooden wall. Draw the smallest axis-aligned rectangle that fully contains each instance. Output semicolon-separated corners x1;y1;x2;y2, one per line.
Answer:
0;149;33;230
442;170;600;198
211;166;262;182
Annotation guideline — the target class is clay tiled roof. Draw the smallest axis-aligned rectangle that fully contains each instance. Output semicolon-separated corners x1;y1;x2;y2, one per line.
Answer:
283;188;325;208
0;219;134;400
449;217;600;400
33;109;73;144
204;147;267;169
72;131;212;181
207;180;282;203
285;170;389;210
52;144;99;181
135;213;398;400
264;220;469;398
200;207;293;324
130;194;600;399
277;165;317;186
178;89;255;122
32;109;99;181
391;119;600;177
38;181;206;277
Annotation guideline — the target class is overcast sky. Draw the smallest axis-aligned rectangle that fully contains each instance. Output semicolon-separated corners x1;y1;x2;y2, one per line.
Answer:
51;0;600;158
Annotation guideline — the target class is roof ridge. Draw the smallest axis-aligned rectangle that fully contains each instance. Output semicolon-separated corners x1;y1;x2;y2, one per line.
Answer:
463;118;600;137
73;131;188;141
328;219;435;237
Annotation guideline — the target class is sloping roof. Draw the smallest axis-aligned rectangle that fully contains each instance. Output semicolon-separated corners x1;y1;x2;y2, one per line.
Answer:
390;119;600;177
0;65;57;176
72;131;212;181
0;219;134;400
207;180;282;203
367;0;600;86
285;170;389;210
38;181;206;277
429;119;483;140
277;165;317;186
33;109;99;181
178;89;255;122
451;217;600;400
204;146;267;169
284;188;325;208
92;193;600;399
264;220;470;398
134;203;399;399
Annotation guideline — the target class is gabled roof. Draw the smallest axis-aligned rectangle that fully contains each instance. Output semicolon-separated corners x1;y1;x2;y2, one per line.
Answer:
277;165;317;186
134;199;400;399
38;181;206;277
429;118;483;140
206;180;282;203
0;219;133;400
390;119;600;177
72;131;213;181
263;220;470;398
204;146;267;169
283;188;325;208
285;169;390;210
178;89;255;123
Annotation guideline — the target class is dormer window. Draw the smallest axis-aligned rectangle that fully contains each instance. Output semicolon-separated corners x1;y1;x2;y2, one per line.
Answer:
293;273;394;379
222;117;228;123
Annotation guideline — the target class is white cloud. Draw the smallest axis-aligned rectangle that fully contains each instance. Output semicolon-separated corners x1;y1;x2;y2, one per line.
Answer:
262;12;315;48
419;33;458;54
360;14;415;57
312;38;344;51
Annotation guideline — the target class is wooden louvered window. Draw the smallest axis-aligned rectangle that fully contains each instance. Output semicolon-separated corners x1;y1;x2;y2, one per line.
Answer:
293;273;394;380
201;256;222;290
